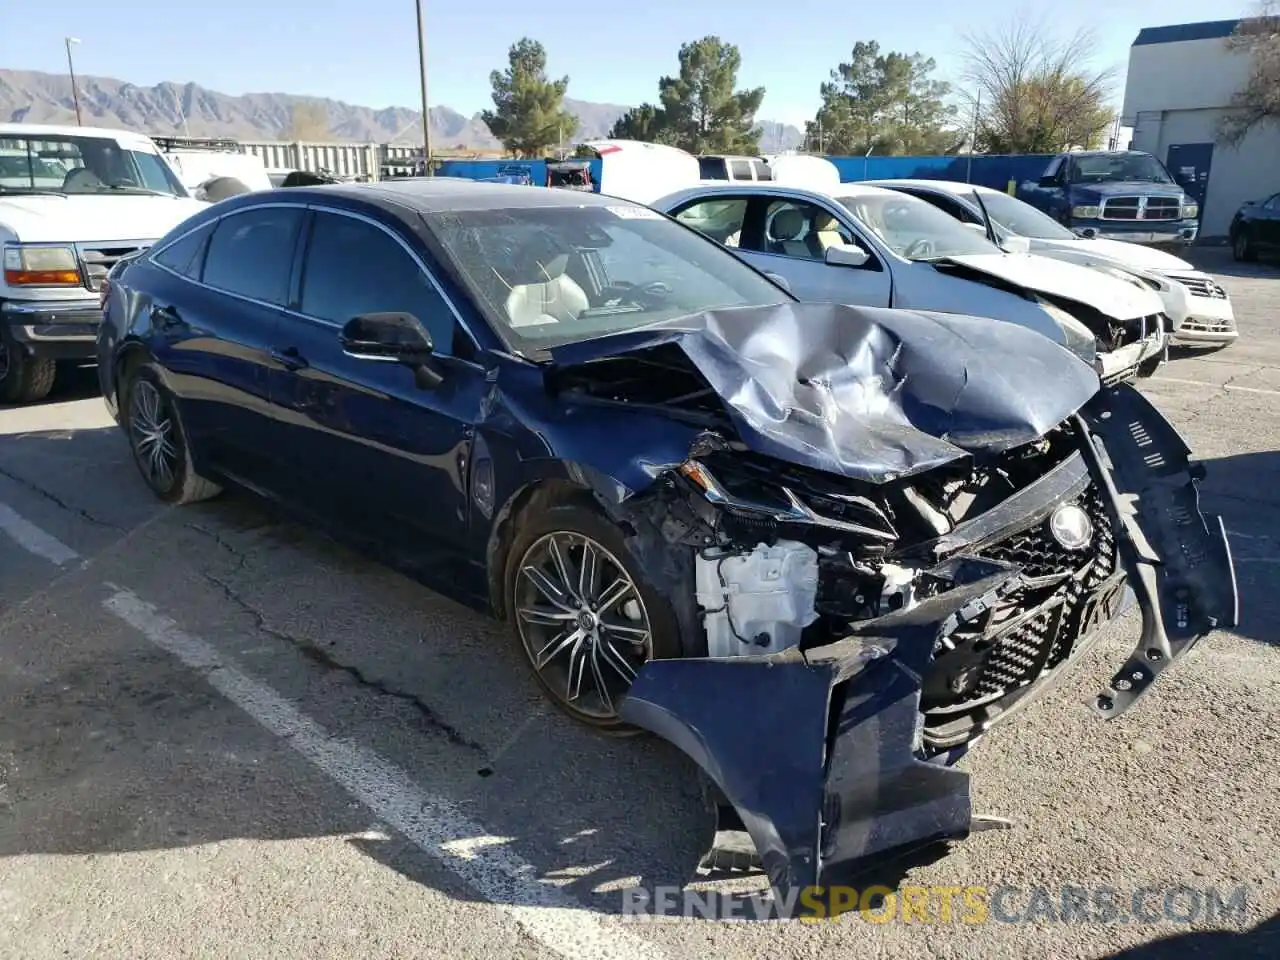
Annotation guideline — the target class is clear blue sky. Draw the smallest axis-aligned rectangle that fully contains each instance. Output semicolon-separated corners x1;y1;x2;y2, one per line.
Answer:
0;0;1256;125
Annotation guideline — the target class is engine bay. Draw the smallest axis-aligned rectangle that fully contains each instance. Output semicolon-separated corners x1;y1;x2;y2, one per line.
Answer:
646;423;1087;663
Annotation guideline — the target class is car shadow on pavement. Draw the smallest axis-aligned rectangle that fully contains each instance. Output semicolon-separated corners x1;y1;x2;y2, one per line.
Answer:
1197;450;1280;649
1099;911;1278;959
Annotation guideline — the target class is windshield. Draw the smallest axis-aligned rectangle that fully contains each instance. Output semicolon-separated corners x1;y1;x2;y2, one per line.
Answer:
972;190;1078;241
1068;153;1174;185
837;192;999;260
426;203;792;353
0;134;188;197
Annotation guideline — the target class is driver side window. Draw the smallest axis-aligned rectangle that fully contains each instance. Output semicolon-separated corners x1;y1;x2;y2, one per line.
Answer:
754;199;854;263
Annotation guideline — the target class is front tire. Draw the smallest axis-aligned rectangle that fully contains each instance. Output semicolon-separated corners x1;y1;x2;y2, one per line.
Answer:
503;502;687;733
0;339;56;404
121;364;222;505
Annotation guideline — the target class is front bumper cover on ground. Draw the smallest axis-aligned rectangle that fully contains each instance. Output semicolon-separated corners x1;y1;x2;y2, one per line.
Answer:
618;383;1238;912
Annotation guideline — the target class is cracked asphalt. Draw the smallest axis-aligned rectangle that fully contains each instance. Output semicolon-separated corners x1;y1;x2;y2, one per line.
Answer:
0;248;1276;959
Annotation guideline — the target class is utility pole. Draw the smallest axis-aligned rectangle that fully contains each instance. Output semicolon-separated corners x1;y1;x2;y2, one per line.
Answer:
965;90;981;183
414;0;432;174
65;37;82;126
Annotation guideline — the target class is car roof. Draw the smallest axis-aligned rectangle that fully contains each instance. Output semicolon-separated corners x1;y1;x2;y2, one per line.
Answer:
0;122;158;148
872;179;1000;198
281;178;651;213
657;181;904;206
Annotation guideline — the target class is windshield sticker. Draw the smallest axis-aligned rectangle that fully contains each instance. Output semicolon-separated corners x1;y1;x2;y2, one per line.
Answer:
606;205;663;220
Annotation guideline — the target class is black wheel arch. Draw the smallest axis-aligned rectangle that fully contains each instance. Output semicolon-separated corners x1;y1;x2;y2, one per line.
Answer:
484;466;704;656
112;341;159;407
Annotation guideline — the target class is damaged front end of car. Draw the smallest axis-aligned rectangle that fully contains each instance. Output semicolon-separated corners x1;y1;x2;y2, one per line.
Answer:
543;302;1238;913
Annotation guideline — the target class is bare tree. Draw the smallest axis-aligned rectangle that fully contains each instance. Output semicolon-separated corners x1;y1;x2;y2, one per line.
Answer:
960;13;1117;153
1220;2;1280;145
285;102;331;141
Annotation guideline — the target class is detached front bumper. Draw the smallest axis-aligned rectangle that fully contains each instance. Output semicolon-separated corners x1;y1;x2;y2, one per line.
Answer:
619;383;1237;911
1096;321;1168;385
1;298;102;361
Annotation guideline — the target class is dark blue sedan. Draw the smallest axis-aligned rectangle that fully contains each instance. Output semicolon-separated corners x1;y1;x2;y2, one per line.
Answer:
96;179;1237;907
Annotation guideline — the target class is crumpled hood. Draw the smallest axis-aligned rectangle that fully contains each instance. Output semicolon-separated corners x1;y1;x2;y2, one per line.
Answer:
1033;236;1197;272
938;251;1163;320
0;194;205;243
547;301;1101;483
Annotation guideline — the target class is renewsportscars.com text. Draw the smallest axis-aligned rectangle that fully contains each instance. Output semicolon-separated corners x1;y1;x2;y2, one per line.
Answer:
619;883;1253;923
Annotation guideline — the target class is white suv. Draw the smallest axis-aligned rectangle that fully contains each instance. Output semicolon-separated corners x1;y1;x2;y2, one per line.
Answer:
0;123;205;402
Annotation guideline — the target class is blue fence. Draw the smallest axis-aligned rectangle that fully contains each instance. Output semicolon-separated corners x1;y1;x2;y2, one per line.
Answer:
436;153;1055;193
827;153;1055;190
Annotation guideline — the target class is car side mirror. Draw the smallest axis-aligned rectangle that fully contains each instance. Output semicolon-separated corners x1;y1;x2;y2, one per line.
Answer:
1037;175;1058;188
339;312;443;388
764;272;791;292
1001;235;1032;255
824;243;870;268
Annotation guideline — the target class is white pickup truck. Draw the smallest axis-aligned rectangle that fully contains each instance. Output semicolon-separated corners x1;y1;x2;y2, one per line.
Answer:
0;123;205;403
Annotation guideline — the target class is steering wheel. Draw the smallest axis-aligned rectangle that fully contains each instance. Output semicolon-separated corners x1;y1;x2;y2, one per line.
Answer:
903;237;936;259
601;280;673;305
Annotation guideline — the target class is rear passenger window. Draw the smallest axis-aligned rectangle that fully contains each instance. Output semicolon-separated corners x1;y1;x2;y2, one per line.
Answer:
152;222;215;278
729;160;753;180
299;211;458;354
698;157;728;180
751;160;774;181
673;198;749;247
913;191;981;224
202;207;302;305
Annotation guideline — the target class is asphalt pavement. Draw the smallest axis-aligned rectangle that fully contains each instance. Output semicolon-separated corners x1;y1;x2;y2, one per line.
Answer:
0;248;1276;959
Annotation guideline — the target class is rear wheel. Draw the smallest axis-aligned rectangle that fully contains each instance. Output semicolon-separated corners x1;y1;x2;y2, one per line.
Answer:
504;502;686;733
1232;230;1257;262
0;340;56;404
122;364;222;505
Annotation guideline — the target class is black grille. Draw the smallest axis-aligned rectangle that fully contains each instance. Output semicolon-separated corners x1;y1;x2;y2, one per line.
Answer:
932;487;1119;707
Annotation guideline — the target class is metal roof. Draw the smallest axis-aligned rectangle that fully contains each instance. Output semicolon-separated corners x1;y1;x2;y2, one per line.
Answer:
1132;19;1242;46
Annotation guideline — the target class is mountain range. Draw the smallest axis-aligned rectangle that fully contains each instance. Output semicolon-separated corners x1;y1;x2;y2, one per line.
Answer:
0;69;806;154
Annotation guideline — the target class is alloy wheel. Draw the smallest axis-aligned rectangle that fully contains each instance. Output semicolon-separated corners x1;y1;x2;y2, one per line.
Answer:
129;379;180;493
513;531;653;722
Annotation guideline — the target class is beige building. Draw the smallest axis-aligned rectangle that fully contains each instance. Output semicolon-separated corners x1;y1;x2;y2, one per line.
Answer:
1123;18;1279;239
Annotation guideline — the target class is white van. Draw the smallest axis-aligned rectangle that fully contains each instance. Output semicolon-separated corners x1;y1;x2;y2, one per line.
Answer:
0;123;205;402
579;139;701;205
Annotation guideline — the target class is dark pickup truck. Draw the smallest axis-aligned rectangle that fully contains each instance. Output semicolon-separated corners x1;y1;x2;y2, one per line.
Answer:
1017;150;1199;250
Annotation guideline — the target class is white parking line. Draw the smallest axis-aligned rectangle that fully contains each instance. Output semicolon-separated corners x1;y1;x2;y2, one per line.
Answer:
0;502;80;566
102;586;664;960
1150;376;1280;398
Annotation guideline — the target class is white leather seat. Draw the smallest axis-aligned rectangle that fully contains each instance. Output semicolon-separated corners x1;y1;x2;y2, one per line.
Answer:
812;212;846;252
502;253;590;328
768;208;812;258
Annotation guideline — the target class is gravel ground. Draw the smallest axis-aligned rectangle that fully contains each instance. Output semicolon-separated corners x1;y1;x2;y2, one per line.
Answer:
0;247;1276;959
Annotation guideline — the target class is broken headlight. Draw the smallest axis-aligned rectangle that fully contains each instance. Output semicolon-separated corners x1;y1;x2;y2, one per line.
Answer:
679;459;897;542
